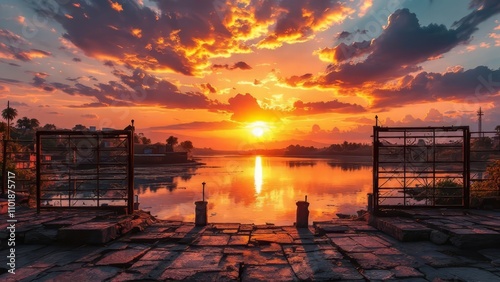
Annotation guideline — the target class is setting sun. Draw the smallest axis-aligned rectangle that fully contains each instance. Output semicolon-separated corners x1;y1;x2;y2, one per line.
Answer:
249;121;268;137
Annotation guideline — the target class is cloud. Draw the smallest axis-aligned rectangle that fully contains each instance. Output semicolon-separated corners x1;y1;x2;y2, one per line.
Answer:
212;61;252;71
0;77;21;84
149;120;239;131
224;93;281;122
30;0;253;76
371;66;500;109
200;83;217;94
81;114;98;119
9;101;28;107
72;57;81;62
256;0;354;49
290;6;500;88
291;99;365;115
47;111;61;115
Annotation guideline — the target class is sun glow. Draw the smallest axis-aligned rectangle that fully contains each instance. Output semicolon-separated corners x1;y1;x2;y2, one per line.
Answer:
249;121;269;137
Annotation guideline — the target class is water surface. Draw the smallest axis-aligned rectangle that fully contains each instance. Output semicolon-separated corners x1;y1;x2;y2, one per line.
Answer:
134;155;372;225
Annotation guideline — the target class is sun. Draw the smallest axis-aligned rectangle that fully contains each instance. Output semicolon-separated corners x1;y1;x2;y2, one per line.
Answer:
249;121;268;137
252;126;264;137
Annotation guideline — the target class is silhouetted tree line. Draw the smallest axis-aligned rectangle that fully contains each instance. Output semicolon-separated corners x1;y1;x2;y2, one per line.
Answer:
285;141;372;156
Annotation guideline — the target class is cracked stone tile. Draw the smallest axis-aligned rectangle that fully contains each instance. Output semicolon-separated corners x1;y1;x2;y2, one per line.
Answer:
168;251;223;269
242;265;297;282
95;247;150;266
228;235;249;246
195;235;230;246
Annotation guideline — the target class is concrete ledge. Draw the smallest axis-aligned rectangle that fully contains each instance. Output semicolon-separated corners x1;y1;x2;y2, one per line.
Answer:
373;217;432;242
58;222;118;244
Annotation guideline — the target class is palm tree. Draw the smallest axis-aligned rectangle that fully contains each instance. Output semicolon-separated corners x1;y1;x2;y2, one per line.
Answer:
1;101;18;140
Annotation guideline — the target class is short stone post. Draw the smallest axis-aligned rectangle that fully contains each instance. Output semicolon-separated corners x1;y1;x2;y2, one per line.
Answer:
296;196;309;228
195;182;208;226
195;201;208;226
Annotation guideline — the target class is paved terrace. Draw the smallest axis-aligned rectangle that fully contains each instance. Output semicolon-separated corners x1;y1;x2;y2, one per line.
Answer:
1;208;500;281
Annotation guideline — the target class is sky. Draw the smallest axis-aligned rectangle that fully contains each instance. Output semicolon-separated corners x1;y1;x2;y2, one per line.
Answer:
0;0;499;150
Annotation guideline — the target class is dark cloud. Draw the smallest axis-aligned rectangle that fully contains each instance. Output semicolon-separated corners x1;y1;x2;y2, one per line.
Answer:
81;114;98;119
200;83;216;94
291;99;365;115
0;77;21;84
149;120;239;131
317;40;371;63
257;0;353;48
47;111;60;115
8;63;21;67
31;67;218;109
0;29;52;62
336;29;367;40
290;6;500;87
72;57;81;62
29;0;252;76
371;66;500;109
8;101;28;107
212;61;252;71
103;60;114;67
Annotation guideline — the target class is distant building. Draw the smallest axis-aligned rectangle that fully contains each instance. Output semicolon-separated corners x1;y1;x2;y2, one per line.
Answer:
89;126;96;131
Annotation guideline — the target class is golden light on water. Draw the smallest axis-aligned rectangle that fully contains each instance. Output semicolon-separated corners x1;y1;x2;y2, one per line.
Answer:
254;156;263;194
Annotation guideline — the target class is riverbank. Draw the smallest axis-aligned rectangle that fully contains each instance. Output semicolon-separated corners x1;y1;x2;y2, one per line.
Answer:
1;208;500;281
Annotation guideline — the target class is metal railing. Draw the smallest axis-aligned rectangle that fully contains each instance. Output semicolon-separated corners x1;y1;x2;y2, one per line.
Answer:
373;126;470;210
36;130;134;213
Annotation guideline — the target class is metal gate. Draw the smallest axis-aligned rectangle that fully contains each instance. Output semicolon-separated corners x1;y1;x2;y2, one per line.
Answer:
36;130;134;213
373;126;470;210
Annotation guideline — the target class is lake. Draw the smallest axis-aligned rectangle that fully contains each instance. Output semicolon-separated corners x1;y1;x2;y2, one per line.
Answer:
134;155;372;225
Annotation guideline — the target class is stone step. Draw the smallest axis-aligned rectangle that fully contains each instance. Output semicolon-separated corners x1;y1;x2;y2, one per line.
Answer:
58;221;118;244
373;217;432;242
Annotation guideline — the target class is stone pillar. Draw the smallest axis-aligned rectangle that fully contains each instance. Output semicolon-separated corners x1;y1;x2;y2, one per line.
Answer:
195;201;208;226
296;201;309;228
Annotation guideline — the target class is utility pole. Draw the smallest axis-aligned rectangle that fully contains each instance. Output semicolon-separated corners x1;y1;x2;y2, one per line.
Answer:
477;107;484;138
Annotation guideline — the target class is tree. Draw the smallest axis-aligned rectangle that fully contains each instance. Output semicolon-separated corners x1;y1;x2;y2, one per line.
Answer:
134;132;151;144
166;135;178;152
180;140;194;152
1;102;17;139
72;124;88;131
42;124;57;130
16;117;40;130
166;136;178;146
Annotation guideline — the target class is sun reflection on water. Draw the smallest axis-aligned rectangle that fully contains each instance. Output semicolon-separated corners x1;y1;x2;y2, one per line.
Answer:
254;156;263;194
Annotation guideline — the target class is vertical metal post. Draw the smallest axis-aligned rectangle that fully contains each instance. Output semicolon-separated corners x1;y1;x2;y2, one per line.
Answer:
36;132;41;213
202;181;206;202
372;126;379;213
464;127;470;208
127;131;134;214
403;130;407;206
96;133;100;208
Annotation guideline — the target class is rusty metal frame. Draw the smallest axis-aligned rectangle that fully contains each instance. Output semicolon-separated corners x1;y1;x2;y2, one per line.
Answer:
373;126;470;211
36;130;134;214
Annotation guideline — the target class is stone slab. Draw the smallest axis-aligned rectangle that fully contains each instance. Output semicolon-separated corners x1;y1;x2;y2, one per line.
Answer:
251;233;293;244
373;217;431;242
58;221;117;244
95;247;150;266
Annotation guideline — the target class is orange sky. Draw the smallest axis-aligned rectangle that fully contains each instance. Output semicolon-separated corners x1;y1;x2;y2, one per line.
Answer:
0;0;499;149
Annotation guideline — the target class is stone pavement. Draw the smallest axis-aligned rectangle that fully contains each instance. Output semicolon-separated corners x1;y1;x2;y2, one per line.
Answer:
1;208;500;281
